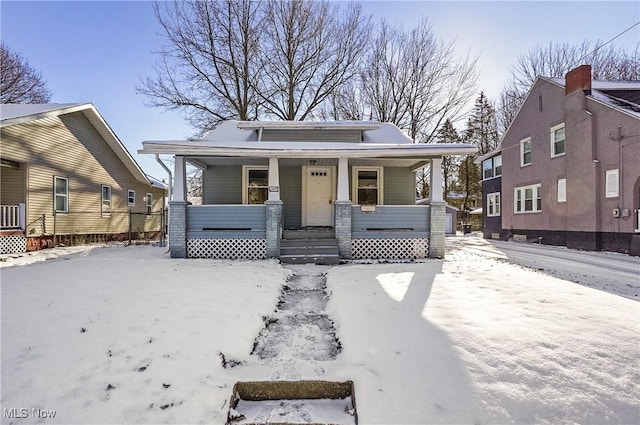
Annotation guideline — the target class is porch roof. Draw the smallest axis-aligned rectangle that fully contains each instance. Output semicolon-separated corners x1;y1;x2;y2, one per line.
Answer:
139;140;477;158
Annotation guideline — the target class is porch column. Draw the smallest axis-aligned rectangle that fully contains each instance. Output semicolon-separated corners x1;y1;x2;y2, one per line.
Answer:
429;157;445;258
265;156;283;258
334;157;352;259
169;155;187;258
268;157;280;201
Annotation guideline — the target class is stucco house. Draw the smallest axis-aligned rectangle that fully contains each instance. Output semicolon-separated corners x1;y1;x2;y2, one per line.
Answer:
0;103;167;254
140;121;476;263
478;65;640;254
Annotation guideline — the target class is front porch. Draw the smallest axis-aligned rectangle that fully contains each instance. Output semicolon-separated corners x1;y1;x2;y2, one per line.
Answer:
168;155;447;261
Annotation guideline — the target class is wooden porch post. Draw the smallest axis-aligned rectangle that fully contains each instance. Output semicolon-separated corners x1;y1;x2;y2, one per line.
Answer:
268;157;280;201
337;157;350;201
173;156;187;203
429;157;444;202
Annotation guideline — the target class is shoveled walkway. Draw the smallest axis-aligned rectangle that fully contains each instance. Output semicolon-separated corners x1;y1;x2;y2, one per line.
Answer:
251;265;341;373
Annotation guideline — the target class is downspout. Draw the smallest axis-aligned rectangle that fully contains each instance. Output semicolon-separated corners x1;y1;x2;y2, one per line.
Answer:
155;154;173;249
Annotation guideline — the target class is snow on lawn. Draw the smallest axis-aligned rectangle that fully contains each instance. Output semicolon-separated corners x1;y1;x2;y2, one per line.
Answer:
1;242;639;424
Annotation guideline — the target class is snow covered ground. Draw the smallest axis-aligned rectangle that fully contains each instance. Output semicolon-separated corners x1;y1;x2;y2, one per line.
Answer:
1;239;638;424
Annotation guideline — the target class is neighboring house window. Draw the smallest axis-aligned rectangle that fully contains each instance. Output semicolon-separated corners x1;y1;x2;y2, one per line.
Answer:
54;176;69;213
482;159;494;180
514;184;542;213
101;185;112;215
557;178;567;203
551;123;566;157
493;155;502;177
482;155;502;180
145;193;153;213
487;192;501;217
520;138;532;166
352;167;383;205
605;169;619;198
242;166;269;204
128;190;136;206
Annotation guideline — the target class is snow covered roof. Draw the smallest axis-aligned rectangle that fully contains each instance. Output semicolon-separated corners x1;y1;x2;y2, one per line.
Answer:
144;120;470;158
1;103;163;188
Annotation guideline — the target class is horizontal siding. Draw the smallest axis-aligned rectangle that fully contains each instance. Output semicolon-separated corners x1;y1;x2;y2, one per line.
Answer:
353;231;430;239
187;205;266;231
281;166;301;228
352;205;430;232
383;167;416;205
0;165;25;205
187;230;265;239
1;113;165;236
262;129;361;142
203;165;242;204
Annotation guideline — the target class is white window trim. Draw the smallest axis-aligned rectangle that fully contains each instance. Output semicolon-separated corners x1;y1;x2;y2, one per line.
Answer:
145;192;153;214
605;169;619;198
493;155;502;177
482;159;494;180
352;166;384;205
550;123;566;158
101;185;112;216
487;192;501;217
557;178;567;203
242;165;269;205
514;184;542;214
128;189;136;207
54;176;69;213
520;137;532;167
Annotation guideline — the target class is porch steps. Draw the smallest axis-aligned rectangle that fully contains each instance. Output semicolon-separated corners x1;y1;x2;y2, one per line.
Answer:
279;237;340;265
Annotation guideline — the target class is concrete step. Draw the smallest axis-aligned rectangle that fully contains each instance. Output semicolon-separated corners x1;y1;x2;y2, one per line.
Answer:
280;238;338;248
282;229;335;239
280;245;339;256
279;254;341;265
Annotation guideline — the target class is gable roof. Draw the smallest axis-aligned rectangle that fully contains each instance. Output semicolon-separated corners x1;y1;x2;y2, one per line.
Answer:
1;103;159;187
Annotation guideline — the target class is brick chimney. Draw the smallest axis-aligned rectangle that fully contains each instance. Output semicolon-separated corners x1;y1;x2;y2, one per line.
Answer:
565;64;592;95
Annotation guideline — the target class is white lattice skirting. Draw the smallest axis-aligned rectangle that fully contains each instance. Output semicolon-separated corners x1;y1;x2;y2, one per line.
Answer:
0;235;27;254
187;238;266;259
352;238;429;260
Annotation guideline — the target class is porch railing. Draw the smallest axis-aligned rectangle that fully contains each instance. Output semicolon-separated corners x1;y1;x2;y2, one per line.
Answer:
351;205;430;238
186;204;267;238
1;204;24;230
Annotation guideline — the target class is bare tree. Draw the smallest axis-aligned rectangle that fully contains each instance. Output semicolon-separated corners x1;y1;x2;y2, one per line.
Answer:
355;19;478;143
498;40;640;132
138;0;264;132
1;42;51;104
258;0;371;121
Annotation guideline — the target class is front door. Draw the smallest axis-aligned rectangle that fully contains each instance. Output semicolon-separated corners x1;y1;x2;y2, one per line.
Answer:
303;166;335;226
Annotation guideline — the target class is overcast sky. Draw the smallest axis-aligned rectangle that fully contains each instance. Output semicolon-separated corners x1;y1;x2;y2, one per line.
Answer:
1;1;638;180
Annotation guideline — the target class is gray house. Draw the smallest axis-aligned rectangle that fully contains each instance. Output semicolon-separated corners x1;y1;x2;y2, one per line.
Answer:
140;121;476;262
478;65;640;254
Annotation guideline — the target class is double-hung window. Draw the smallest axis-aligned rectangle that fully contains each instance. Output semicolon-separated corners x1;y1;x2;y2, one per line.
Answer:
54;176;69;213
514;184;542;213
551;123;566;157
520;138;532;166
605;169;619;198
487;192;501;217
145;193;153;214
128;190;136;207
101;185;112;216
352;167;383;205
242;166;269;204
482;155;502;180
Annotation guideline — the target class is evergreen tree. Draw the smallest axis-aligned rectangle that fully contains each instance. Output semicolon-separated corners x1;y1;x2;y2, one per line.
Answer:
435;119;461;203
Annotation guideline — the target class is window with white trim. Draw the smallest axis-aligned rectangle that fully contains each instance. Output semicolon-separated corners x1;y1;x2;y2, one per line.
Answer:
514;184;541;213
352;167;383;205
605;169;619;198
557;178;567;203
145;193;153;214
487;192;501;217
242;166;269;204
551;123;566;157
128;190;136;207
101;185;112;216
54;176;69;213
520;138;532;166
482;155;502;180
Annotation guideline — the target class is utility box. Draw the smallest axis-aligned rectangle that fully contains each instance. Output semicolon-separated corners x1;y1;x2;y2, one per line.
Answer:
226;380;358;425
